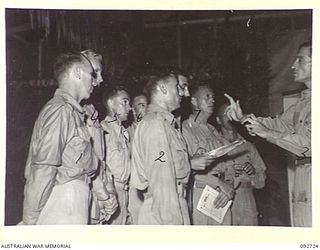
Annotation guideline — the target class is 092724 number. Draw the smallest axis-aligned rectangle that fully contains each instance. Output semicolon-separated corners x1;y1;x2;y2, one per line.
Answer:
300;244;319;248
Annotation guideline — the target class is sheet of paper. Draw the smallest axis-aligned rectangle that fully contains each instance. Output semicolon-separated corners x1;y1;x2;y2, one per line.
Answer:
196;185;232;224
207;139;245;158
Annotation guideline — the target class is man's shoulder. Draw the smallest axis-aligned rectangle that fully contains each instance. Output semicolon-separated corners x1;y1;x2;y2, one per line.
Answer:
39;95;74;119
141;111;167;124
136;112;167;134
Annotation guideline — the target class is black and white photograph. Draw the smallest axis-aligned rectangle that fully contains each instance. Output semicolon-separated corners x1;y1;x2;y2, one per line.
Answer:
1;2;319;249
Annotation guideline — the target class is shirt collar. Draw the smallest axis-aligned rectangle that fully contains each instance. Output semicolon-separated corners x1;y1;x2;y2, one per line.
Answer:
54;88;84;114
187;113;206;127
147;104;176;126
103;115;124;135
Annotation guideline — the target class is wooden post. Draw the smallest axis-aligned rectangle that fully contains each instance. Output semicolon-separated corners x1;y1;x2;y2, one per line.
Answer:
38;38;44;79
177;24;182;68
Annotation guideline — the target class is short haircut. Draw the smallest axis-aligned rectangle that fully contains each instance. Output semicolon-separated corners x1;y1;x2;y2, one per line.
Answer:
299;41;312;57
144;66;187;102
102;84;128;109
131;91;147;102
189;81;213;97
216;102;229;118
53;51;85;83
80;49;103;62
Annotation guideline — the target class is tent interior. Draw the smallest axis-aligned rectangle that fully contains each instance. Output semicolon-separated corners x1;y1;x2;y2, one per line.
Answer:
5;8;312;226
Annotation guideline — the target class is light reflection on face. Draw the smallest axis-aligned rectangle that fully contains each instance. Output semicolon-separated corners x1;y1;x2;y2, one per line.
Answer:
132;95;147;122
195;86;215;116
112;90;131;122
291;46;312;85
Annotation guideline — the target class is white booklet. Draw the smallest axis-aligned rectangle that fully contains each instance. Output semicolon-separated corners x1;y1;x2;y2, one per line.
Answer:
207;139;245;158
196;185;232;224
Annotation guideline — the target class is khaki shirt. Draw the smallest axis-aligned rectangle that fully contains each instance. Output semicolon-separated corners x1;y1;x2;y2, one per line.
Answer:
182;115;231;186
101;117;131;184
131;104;191;224
221;134;266;189
23;89;99;225
258;89;311;158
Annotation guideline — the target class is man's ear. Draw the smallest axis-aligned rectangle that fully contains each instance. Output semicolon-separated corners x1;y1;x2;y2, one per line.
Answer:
72;65;82;80
107;98;115;113
216;116;221;125
158;81;167;95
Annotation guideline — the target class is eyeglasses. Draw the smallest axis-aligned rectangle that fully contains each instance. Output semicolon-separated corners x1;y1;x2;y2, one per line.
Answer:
80;53;98;80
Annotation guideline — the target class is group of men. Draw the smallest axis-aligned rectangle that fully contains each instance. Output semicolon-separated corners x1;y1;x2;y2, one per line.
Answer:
21;40;311;227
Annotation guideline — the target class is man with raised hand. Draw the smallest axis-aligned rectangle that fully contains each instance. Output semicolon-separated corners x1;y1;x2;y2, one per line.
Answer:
224;41;312;227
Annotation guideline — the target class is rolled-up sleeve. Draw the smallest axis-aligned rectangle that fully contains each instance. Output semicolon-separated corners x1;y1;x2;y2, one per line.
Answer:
257;105;311;157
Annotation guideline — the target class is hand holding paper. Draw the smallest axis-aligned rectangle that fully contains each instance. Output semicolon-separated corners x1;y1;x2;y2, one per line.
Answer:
207;139;245;158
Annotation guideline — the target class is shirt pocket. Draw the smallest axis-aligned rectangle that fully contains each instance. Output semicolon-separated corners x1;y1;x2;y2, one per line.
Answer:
174;141;190;178
193;137;211;156
67;126;94;170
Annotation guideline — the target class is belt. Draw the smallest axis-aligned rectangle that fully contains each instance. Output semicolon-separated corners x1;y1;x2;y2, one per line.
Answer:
295;157;311;166
193;180;206;189
193;173;220;189
177;181;187;198
78;174;91;184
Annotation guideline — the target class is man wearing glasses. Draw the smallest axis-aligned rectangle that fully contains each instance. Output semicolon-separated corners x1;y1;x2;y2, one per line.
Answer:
130;68;191;224
21;51;116;225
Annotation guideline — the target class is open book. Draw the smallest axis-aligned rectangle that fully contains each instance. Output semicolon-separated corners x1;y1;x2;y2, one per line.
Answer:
196;185;232;223
207;139;245;158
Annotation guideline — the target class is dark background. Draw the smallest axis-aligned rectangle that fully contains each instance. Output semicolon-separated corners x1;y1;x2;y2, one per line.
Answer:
5;9;312;225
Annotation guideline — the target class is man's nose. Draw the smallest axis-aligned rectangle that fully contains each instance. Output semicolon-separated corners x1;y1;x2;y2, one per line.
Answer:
291;59;298;69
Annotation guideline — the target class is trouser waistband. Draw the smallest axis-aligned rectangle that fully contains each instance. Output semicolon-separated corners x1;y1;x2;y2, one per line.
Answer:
295;157;311;166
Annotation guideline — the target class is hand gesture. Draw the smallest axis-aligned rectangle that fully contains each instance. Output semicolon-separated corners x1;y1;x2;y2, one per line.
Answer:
244;117;270;139
224;93;244;122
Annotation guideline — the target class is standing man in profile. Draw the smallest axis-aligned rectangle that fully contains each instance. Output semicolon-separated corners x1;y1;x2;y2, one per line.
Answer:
130;68;191;225
127;92;148;224
225;41;312;227
80;49;118;224
127;92;148;141
101;85;132;224
22;51;115;225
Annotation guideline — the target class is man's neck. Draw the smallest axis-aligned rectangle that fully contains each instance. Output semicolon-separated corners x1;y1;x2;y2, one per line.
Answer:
59;84;81;103
151;97;171;112
221;127;238;142
106;112;121;125
192;110;209;124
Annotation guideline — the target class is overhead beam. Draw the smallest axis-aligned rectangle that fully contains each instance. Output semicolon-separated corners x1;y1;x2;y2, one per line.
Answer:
144;10;311;28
